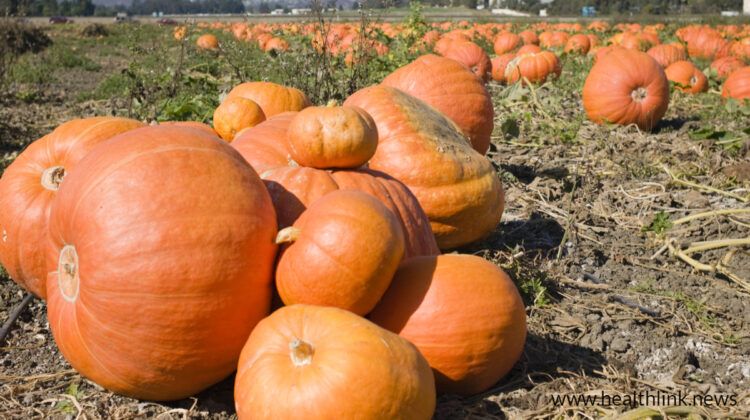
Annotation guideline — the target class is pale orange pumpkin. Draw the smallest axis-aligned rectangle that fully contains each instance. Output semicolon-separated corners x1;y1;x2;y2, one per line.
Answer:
381;54;494;155
0;117;145;299
234;304;436;420
275;190;404;315
46;126;278;400
344;86;504;249
370;255;527;396
287;104;377;169
212;96;266;141
196;34;219;50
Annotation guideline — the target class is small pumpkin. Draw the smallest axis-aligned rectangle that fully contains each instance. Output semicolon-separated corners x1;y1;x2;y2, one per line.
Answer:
665;60;708;94
234;304;436;420
436;39;492;82
381;54;494;155
0;117;145;298
46;126;278;400
370;255;527;396
583;49;669;131
564;34;591;54
227;81;311;118
275;190;405;315
504;51;561;85
212;96;266;142
196;34;219;50
493;32;521;55
491;53;516;83
287;103;377;169
722;66;750;101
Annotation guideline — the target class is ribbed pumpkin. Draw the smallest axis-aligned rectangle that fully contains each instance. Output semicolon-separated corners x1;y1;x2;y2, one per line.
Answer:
275;191;404;315
665;61;708;94
212;96;266;141
436;40;492;82
722;66;750;101
583;49;669;131
46;126;278;400
0;117;144;299
287;104;377;169
344;86;504;250
504;51;561;85
231;112;296;174
196;34;219;50
491;53;516;83
564;34;591;54
519;30;539;45
687;29;727;61
517;44;542;55
711;56;745;80
539;31;568;49
647;44;687;68
370;255;527;396
227;81;311;118
493;32;521;55
381;54;494;155
234;305;436;420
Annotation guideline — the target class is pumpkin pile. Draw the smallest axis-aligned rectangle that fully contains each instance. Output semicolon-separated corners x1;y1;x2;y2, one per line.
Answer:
0;53;525;418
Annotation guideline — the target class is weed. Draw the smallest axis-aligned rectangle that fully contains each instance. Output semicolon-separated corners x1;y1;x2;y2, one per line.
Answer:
642;211;672;235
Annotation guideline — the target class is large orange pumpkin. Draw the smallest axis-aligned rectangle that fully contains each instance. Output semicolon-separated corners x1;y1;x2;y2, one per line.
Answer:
234;304;436;420
196;34;219;50
665;60;708;94
647;44;687;68
287;104;377;169
381;54;494;155
583;49;670;131
275;191;404;315
722;66;750;101
564;34;591;54
711;56;745;80
46;126;278;400
491;53;516;83
0;117;144;299
231;112;296;174
493;32;521;55
344;86;504;250
370;255;527;396
227;81;311;118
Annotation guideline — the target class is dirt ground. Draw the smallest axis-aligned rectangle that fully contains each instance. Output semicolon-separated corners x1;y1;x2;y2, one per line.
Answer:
1;22;749;419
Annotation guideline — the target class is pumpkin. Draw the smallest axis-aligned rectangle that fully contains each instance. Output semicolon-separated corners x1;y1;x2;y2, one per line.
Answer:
518;30;539;45
539;31;568;49
665;61;708;94
381;54;494;155
275;191;404;315
647;44;687;68
436;40;492;82
287;103;377;169
722;66;750;101
231;112;297;174
504;51;561;85
212;96;266;142
687;29;727;61
227;81;311;118
0;117;144;299
344;86;504;249
234;304;436;420
263;37;289;53
583;49;670;131
564;34;591;54
370;255;527;396
491;53;516;83
711;56;745;80
493;32;521;55
196;34;219;50
46;126;278;400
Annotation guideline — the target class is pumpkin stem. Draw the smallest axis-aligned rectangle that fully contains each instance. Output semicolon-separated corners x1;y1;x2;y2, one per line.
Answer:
631;87;648;102
58;245;79;303
41;166;66;191
289;338;314;367
275;227;301;244
325;99;339;108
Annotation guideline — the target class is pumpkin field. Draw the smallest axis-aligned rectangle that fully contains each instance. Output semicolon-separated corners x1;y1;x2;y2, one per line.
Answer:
1;10;749;419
